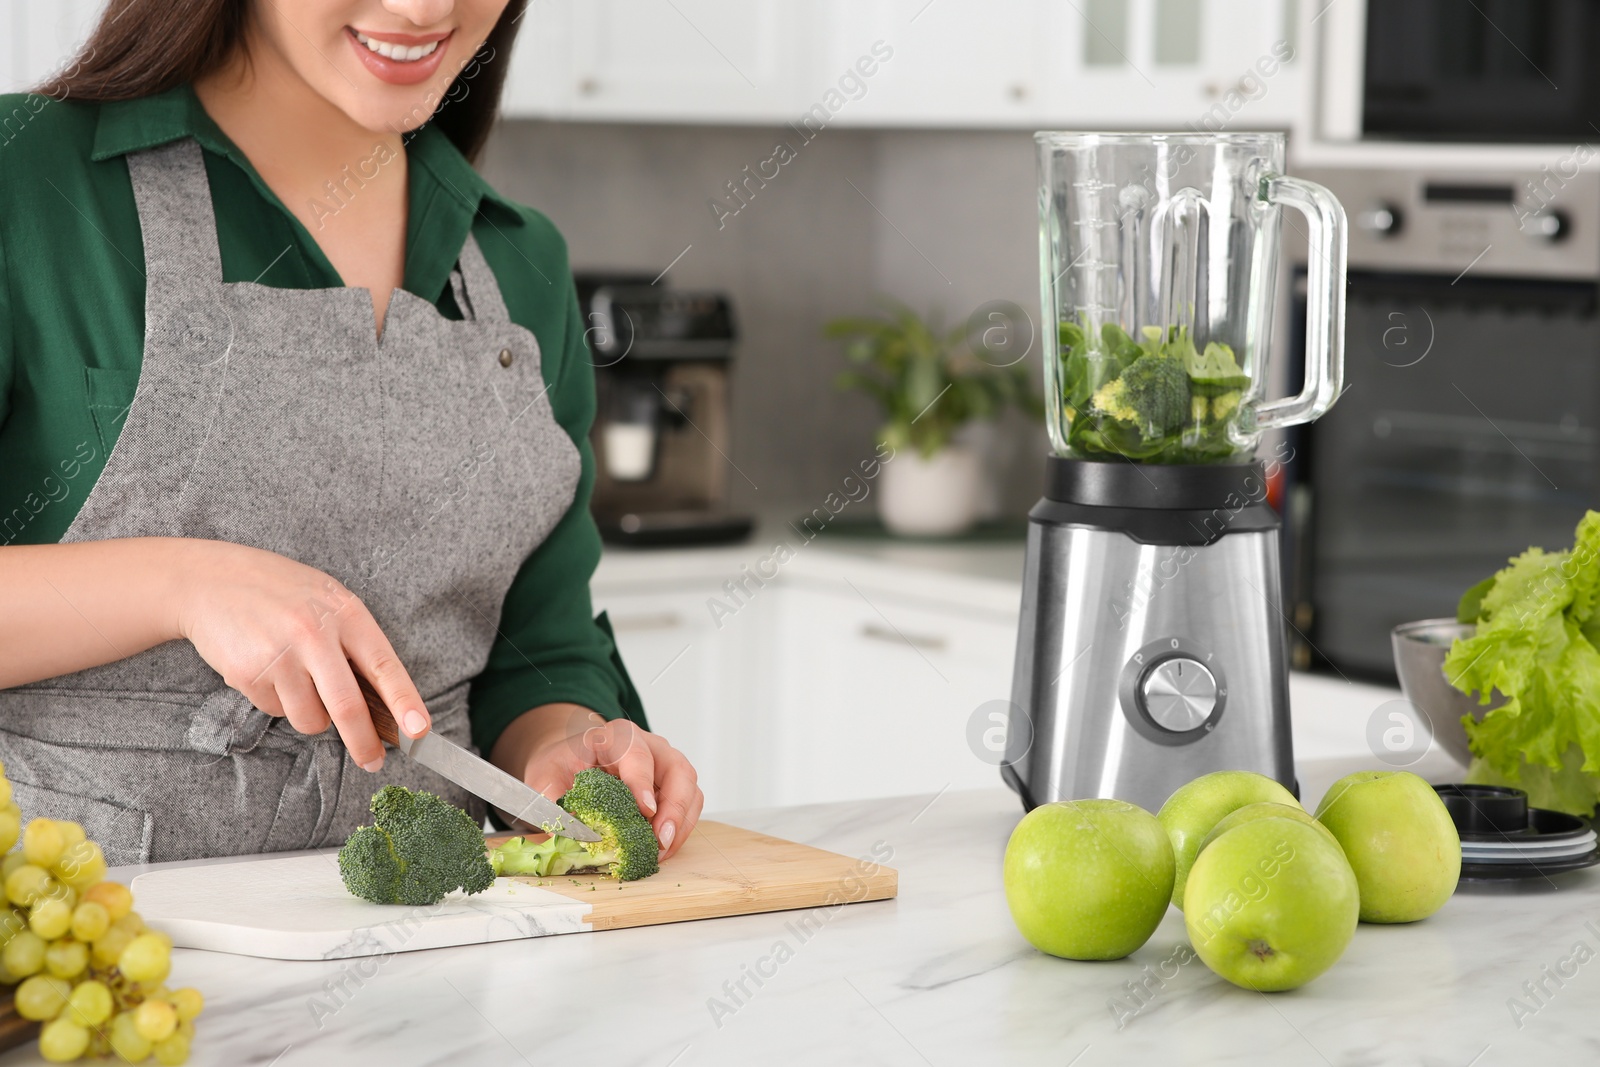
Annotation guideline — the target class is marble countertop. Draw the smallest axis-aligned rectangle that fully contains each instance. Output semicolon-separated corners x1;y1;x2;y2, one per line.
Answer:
12;771;1595;1067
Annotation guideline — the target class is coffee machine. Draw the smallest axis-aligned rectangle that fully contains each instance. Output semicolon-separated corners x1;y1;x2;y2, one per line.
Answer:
1002;132;1348;815
578;275;754;546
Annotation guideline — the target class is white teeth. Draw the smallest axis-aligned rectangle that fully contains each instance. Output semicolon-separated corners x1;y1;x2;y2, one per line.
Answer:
354;31;440;63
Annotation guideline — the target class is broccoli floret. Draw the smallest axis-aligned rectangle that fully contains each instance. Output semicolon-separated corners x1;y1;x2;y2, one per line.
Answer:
1208;391;1240;422
338;785;496;906
489;769;660;882
1090;355;1190;437
338;826;403;904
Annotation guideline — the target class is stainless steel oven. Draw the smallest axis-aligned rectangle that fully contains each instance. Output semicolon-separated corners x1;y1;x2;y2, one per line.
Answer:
1287;164;1600;679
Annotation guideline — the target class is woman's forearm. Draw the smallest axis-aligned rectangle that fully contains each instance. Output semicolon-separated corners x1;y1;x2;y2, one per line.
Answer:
0;538;194;688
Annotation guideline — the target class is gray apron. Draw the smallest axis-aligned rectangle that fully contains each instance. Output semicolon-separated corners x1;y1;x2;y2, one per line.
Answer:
0;139;580;864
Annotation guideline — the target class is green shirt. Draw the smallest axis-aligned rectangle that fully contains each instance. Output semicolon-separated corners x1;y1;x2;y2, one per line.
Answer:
0;84;642;753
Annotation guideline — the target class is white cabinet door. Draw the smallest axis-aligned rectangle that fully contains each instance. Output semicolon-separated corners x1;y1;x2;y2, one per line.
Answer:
3;1;103;94
590;584;765;811
805;0;1046;127
500;0;572;118
511;0;801;122
763;581;1018;807
1038;0;1301;128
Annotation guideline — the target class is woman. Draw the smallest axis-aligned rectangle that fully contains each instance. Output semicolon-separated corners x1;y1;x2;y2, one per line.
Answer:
0;0;702;865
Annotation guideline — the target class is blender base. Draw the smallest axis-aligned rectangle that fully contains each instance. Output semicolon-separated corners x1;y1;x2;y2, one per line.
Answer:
1003;458;1295;815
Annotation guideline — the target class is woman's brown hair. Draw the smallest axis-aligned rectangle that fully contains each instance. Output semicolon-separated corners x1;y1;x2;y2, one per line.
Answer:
36;0;528;162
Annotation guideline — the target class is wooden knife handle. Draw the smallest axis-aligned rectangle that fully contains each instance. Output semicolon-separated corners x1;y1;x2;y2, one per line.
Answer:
356;674;402;749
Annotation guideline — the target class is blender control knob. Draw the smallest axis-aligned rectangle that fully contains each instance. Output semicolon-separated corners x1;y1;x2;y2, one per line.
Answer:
1141;657;1218;732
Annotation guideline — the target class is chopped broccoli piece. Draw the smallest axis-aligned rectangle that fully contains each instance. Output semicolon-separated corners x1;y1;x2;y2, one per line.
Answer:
1090;354;1190;437
338;786;495;906
1184;340;1251;395
490;834;596;878
489;769;660;882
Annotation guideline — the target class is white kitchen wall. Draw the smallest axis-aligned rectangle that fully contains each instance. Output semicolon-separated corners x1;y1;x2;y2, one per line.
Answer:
479;120;899;517
479;120;1052;519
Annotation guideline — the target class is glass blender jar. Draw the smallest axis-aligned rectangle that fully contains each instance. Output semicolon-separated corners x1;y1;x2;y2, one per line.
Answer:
1038;131;1345;464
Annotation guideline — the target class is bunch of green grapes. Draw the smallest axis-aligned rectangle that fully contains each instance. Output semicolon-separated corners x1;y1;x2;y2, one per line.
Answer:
0;806;204;1063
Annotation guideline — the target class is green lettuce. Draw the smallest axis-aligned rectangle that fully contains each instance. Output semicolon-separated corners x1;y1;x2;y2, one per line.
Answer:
1445;511;1600;815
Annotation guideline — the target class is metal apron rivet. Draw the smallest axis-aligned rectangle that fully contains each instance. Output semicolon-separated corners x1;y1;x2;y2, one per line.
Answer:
498;348;514;368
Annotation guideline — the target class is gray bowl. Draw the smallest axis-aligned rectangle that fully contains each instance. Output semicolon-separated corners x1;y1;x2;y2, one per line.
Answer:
1391;618;1506;767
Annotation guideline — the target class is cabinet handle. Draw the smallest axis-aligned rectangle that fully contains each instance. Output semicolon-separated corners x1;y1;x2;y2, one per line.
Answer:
578;77;601;96
860;623;947;653
610;612;684;632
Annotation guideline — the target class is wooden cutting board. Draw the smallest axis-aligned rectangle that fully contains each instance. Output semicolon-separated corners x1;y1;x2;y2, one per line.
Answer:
130;822;897;961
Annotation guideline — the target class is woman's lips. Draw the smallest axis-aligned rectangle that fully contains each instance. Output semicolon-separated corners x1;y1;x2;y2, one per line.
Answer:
345;27;452;86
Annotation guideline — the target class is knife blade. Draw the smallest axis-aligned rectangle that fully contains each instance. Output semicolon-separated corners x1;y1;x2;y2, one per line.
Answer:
356;677;601;843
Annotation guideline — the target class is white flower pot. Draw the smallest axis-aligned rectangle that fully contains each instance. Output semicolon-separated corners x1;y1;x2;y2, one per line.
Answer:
878;444;984;537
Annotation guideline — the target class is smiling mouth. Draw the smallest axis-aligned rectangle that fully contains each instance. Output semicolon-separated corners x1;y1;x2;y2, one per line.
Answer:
352;30;444;63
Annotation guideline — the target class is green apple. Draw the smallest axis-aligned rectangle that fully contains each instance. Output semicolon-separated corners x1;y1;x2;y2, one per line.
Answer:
1199;802;1342;855
1157;771;1299;910
1003;799;1174;961
1314;770;1461;923
1184;817;1359;991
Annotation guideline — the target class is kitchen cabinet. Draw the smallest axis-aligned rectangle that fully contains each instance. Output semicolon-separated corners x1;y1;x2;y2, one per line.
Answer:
590;581;767;814
0;1;101;95
803;0;1048;128
506;0;1303;129
764;581;1017;806
502;0;804;122
593;547;1020;811
1038;0;1302;129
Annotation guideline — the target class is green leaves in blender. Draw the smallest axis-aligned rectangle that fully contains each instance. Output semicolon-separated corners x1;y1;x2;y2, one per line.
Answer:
1057;319;1251;464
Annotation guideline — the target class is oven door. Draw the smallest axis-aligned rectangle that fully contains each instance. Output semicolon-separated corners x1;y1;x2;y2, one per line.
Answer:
1358;0;1600;143
1300;270;1600;679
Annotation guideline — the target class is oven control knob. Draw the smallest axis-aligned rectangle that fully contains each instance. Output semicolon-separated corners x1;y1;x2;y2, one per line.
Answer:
1526;209;1569;242
1141;657;1218;732
1355;203;1403;237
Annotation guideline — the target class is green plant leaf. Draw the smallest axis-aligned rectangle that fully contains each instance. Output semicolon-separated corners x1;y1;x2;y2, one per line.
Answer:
825;297;1042;451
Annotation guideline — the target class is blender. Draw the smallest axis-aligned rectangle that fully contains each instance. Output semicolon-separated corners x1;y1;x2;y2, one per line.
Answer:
1002;132;1348;815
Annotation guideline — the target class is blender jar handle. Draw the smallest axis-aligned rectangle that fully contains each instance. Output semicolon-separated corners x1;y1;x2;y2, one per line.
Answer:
1254;174;1347;430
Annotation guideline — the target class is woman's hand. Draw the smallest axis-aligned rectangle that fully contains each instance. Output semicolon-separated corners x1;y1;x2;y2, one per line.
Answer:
174;539;428;770
491;704;704;860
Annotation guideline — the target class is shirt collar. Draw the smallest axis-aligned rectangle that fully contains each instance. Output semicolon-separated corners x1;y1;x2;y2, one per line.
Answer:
90;82;523;225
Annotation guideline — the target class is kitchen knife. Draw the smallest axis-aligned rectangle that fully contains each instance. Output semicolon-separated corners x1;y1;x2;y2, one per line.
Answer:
356;677;601;843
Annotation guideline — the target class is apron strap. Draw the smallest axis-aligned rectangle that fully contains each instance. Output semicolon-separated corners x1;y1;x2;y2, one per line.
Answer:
125;139;224;286
451;233;511;324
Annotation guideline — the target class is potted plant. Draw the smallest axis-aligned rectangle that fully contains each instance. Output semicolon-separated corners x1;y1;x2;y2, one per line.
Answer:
826;301;1040;537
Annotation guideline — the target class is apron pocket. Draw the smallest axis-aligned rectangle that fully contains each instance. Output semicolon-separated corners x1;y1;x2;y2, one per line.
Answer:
84;366;141;459
7;778;153;867
0;687;213;752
